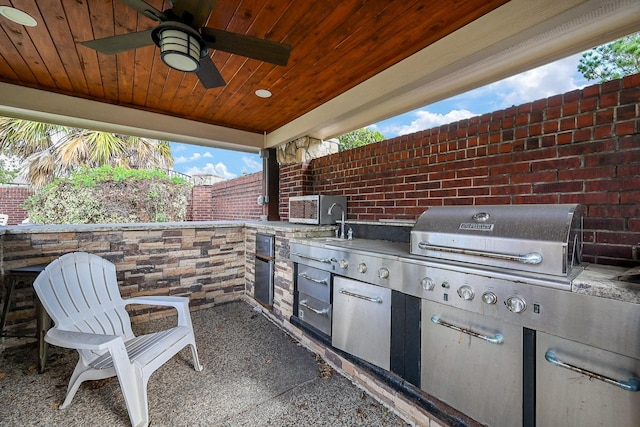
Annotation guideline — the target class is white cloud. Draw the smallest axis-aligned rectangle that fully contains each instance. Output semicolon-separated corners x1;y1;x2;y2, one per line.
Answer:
483;54;586;108
186;162;237;180
175;152;207;164
379;109;476;136
174;155;188;164
203;152;213;158
242;156;262;173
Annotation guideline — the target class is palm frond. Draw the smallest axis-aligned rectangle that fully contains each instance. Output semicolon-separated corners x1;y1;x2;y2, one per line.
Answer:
1;117;174;186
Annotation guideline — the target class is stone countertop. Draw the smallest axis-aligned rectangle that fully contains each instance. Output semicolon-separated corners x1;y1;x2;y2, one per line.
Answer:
0;221;248;234
0;220;333;235
0;219;407;236
573;264;640;304
244;221;335;233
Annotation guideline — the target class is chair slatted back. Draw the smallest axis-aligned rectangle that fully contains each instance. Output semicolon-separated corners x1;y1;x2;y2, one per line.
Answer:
34;252;134;340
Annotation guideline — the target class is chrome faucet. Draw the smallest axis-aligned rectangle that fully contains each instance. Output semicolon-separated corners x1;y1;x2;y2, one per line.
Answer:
328;202;346;239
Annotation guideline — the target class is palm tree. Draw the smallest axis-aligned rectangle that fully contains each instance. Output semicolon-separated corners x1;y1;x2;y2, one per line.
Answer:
0;117;173;187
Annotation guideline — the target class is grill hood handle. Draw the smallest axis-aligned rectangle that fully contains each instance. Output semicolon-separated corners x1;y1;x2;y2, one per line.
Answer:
417;242;543;265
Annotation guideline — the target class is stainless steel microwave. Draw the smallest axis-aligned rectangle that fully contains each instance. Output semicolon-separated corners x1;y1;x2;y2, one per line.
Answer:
288;195;347;225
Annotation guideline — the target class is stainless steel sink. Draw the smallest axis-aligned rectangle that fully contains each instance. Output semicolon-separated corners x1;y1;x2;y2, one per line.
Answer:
311;237;409;257
313;237;347;242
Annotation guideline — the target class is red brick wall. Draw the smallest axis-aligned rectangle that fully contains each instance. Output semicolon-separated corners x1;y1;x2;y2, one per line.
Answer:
211;172;264;220
279;75;640;267
0;185;32;225
189;185;214;221
279;162;314;219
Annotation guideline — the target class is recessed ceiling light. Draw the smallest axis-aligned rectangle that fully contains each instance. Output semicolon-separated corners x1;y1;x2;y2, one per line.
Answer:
0;6;37;27
255;89;272;98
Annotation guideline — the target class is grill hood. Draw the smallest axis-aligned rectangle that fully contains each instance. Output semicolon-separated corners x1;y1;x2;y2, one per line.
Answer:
410;204;584;277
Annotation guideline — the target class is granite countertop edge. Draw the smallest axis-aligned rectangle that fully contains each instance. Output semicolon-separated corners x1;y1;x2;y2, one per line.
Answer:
572;264;640;304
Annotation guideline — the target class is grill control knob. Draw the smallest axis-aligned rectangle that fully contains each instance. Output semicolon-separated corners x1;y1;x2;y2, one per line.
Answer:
421;277;436;291
338;259;349;269
482;291;498;305
358;263;367;274
457;285;475;301
378;267;390;279
506;296;527;313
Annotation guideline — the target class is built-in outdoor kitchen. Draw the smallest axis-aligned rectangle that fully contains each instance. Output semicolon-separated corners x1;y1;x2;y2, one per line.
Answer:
285;203;640;427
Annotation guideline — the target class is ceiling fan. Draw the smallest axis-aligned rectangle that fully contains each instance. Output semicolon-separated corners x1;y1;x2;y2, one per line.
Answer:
81;0;291;89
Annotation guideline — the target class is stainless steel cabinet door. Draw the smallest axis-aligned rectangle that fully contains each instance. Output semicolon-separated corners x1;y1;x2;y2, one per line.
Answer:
537;332;640;427
332;276;391;370
254;257;273;306
421;300;523;427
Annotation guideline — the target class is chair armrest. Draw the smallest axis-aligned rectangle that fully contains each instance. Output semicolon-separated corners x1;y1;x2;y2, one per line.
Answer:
125;295;189;309
45;328;121;351
125;296;192;327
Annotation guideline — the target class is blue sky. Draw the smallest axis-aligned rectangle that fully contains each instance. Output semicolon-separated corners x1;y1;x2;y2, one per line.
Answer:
170;143;262;179
171;53;590;178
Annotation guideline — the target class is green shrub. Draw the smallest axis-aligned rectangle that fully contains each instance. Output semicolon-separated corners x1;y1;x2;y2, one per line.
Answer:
23;166;191;224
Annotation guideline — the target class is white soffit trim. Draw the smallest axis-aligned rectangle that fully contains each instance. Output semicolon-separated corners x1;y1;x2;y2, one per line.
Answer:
0;82;263;152
267;0;640;147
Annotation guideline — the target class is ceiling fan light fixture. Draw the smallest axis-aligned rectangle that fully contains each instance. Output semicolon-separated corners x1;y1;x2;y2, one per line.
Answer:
157;27;201;72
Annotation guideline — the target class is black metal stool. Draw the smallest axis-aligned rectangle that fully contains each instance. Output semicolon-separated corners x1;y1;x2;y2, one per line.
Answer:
1;265;51;373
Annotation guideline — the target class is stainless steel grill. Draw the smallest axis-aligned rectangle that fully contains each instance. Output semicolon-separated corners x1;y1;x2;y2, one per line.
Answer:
410;204;584;277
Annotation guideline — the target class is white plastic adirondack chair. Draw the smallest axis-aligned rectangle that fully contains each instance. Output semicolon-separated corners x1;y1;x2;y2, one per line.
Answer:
33;252;203;427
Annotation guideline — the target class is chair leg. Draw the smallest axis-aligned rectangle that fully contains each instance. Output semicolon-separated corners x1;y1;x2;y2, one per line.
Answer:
189;343;204;371
60;362;90;409
116;365;149;427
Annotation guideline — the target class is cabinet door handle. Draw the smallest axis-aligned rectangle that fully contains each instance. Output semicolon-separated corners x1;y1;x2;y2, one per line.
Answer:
300;273;328;285
545;350;640;392
430;315;504;344
299;299;330;316
291;252;332;264
339;289;382;304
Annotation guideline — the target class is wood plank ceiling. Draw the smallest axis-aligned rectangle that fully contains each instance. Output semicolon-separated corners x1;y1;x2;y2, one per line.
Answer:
0;0;509;136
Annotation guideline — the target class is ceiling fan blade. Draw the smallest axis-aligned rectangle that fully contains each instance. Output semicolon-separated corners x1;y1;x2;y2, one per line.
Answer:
201;28;291;66
196;55;226;88
119;0;167;21
170;0;218;28
81;30;155;55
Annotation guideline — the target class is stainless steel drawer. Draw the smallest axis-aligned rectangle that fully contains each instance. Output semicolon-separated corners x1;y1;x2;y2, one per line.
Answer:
297;265;331;302
298;292;332;336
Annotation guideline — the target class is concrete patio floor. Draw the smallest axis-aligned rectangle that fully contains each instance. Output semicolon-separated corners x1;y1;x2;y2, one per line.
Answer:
0;300;409;426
